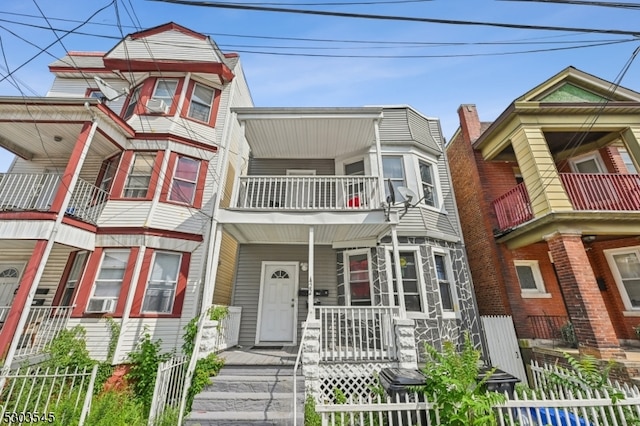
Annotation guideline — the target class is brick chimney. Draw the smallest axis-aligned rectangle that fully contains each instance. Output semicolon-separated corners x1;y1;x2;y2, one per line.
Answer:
457;104;482;143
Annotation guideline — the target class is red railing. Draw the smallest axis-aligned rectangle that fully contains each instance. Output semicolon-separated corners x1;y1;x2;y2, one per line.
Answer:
492;182;533;230
560;173;640;211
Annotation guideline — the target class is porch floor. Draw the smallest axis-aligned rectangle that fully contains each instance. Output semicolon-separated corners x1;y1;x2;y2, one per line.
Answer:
219;346;299;366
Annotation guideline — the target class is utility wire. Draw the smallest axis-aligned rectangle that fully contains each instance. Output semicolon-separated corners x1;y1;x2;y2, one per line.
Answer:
499;0;640;9
148;0;640;36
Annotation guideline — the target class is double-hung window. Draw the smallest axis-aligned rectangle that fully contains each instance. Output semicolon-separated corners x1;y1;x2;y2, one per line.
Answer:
124;153;156;198
122;85;142;120
434;250;457;316
345;251;372;306
514;260;549;298
382;156;406;202
605;247;640;310
142;252;181;314
97;155;120;193
60;251;88;307
187;83;214;123
87;250;130;313
389;250;424;314
151;79;178;111
419;161;438;207
169;156;200;204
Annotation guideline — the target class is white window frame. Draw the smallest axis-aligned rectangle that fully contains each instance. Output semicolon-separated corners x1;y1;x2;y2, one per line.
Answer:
618;147;638;174
123;152;156;198
187;82;215;123
87;249;130;313
169;156;201;204
151;78;179;111
569;151;606;174
432;248;459;319
514;260;551;299
61;251;88;307
344;249;374;306
385;246;428;318
142;251;182;314
604;246;640;314
416;158;441;209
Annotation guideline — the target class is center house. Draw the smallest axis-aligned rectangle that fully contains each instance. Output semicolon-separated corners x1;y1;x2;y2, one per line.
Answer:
215;105;484;395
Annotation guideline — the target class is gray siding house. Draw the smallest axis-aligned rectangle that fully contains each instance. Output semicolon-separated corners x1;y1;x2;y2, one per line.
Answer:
214;105;483;404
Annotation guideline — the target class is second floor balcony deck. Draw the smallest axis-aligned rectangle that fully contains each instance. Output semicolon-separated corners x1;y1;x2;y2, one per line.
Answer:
0;173;108;225
493;172;640;232
235;175;381;211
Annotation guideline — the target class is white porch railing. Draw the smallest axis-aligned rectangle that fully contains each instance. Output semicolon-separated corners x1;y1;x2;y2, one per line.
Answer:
317;306;399;362
13;305;73;359
214;305;241;351
148;355;189;426
235;175;380;210
0;173;60;211
67;177;109;224
0;173;107;224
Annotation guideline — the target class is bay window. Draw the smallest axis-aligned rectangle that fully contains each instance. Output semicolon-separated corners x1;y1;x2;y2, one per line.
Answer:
60;251;88;307
169;156;200;204
151;79;178;110
382;156;406;202
122;85;142;120
419;160;437;207
123;153;156;198
87;250;130;313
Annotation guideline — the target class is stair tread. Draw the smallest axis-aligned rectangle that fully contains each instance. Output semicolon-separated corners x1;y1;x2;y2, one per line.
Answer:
212;375;303;381
187;410;301;420
195;391;303;399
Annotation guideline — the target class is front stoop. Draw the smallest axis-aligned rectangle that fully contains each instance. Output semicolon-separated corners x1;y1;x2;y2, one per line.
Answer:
185;366;305;426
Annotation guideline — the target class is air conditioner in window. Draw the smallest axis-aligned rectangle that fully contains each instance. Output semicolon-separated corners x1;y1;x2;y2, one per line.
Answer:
145;98;169;114
86;298;116;313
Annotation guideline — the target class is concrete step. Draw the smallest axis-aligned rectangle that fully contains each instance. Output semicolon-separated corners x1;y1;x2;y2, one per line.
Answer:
184;410;304;426
205;374;304;393
192;391;304;412
217;365;300;376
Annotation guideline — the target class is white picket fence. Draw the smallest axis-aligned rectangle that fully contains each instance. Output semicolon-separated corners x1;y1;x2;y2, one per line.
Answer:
0;365;98;426
148;355;189;426
317;360;640;426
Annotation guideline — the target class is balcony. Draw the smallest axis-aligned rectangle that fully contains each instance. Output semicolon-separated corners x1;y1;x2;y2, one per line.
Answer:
493;173;640;232
0;173;107;224
235;176;381;211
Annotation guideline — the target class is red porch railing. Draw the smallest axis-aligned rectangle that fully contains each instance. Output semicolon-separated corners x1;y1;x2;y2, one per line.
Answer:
560;173;640;211
492;182;533;230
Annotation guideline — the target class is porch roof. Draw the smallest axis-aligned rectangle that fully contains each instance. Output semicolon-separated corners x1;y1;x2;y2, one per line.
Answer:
232;107;383;159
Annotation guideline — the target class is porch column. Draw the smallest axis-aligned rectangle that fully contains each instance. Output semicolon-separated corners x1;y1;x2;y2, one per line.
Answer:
229;115;244;208
621;127;640;171
373;118;386;207
545;231;625;359
510;126;572;217
308;226;315;319
390;226;403;314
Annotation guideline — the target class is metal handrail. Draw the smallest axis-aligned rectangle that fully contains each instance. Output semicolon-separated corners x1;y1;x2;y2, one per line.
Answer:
292;318;311;426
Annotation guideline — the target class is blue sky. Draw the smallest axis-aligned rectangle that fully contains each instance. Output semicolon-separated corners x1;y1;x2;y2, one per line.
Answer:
1;0;639;171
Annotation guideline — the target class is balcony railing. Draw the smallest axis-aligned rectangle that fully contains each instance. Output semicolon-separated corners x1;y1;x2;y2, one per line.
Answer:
0;173;107;224
235;176;380;210
560;173;640;211
492;182;533;231
316;306;399;362
528;314;569;340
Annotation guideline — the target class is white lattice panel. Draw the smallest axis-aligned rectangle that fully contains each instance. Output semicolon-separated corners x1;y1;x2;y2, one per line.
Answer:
317;362;393;403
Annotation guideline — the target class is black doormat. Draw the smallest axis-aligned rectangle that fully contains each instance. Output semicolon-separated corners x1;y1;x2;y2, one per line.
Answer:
251;345;284;350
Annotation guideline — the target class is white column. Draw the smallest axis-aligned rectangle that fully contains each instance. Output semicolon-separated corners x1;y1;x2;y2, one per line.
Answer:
373;118;386;207
308;226;315;319
391;225;404;315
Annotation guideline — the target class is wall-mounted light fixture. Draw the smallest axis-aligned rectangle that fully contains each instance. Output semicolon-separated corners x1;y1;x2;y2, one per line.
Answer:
582;235;596;243
300;262;308;272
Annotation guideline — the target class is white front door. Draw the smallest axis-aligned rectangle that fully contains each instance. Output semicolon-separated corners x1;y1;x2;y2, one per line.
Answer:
0;264;22;321
257;262;298;343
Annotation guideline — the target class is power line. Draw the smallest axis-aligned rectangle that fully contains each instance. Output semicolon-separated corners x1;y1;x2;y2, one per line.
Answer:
148;0;640;36
498;0;640;9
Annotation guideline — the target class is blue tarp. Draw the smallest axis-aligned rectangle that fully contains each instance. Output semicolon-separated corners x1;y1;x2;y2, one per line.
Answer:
525;407;589;426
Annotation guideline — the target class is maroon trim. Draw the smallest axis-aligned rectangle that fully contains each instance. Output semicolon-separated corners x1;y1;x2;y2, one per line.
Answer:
97;226;204;242
110;151;133;199
52;251;85;306
130;249;154;315
133;133;218;152
160;152;178;203
113;247;140;316
61;216;98;233
129;23;207;41
193;159;209;209
0;212;57;221
103;59;234;82
72;248;103;317
181;81;221;127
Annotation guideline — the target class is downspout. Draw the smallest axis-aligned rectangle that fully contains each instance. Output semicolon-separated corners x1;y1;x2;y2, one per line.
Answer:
3;116;98;371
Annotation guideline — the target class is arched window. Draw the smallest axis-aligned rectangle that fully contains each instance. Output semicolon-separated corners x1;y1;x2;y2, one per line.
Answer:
271;270;290;279
0;267;19;278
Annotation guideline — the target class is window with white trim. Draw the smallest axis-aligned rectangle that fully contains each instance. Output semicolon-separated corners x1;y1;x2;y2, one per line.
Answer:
122;85;142;120
151;79;178;110
605;248;640;310
97;155;120;193
142;252;181;313
124;153;155;198
345;251;372;306
187;83;214;122
619;148;638;174
514;260;548;297
169;156;200;204
569;152;606;174
419;160;438;207
87;250;130;313
389;250;425;314
434;250;457;316
382;156;406;202
61;251;88;306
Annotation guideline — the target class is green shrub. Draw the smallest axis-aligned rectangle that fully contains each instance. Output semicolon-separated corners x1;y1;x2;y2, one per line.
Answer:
185;352;224;412
415;334;505;426
126;332;171;415
84;390;146;426
43;326;95;370
560;322;578;348
304;396;322;426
